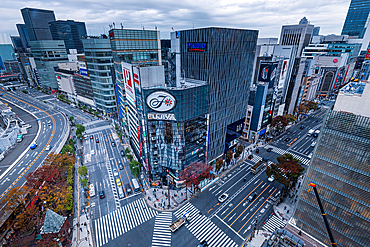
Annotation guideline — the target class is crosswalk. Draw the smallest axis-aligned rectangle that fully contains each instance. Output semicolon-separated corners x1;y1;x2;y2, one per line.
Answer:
174;203;238;247
152;212;172;247
262;215;286;233
264;145;310;165
94;198;158;247
247;154;274;166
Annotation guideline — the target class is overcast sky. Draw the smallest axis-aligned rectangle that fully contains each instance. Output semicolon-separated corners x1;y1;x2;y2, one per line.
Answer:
0;0;351;44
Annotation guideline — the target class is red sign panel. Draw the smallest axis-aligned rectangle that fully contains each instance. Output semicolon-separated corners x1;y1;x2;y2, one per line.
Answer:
365;49;370;60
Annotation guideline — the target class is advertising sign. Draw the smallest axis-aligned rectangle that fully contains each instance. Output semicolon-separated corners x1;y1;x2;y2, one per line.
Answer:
146;91;176;112
147;113;176;121
122;62;135;105
278;59;289;89
187;42;207;52
365;49;370;60
133;66;141;90
258;61;278;87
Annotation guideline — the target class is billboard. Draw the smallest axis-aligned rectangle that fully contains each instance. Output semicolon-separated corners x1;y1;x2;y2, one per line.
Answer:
278;59;289;89
122;62;135;105
133;66;141;91
365;49;370;60
258;61;278;88
146;91;176;112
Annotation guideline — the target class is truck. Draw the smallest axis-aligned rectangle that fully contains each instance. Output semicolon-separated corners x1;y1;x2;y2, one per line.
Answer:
251;161;265;175
308;129;314;136
169;211;190;232
17;134;23;142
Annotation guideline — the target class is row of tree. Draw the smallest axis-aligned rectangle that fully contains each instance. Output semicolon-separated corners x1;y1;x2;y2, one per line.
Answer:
125;148;142;178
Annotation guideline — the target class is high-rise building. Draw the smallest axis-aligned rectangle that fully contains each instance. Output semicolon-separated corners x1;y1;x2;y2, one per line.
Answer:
21;7;56;41
49;20;87;53
16;24;30;49
292;81;370;247
108;28;161;126
29;40;68;90
82;37;116;115
341;0;370;39
172;27;258;162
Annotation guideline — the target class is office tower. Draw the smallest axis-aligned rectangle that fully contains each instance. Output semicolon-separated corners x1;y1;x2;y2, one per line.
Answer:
29;40;68;90
292;81;370;247
82;37;116;115
341;0;370;39
0;44;15;72
21;7;56;41
108;28;161;125
49;20;87;53
172;27;258;162
16;24;30;49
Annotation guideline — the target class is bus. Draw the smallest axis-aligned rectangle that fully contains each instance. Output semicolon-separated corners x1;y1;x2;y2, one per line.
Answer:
251;161;265;175
131;179;140;192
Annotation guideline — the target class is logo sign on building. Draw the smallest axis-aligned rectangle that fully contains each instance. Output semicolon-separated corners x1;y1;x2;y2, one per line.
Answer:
146;91;176;112
148;113;177;121
133;66;141;90
187;42;207;52
122;62;135;105
365;49;370;60
278;59;289;89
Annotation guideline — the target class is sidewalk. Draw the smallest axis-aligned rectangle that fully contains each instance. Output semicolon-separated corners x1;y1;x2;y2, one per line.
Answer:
71;214;93;247
145;187;189;211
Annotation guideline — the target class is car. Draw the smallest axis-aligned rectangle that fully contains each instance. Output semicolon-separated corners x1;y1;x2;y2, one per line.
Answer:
119;163;124;170
96;139;99;143
46;145;51;151
84;135;88;140
47;120;51;126
121;150;125;156
262;157;269;162
316;119;319;122
248;154;253;160
267;147;273;152
111;141;116;147
285;137;291;142
311;141;316;147
268;175;275;182
312;133;318;138
99;190;105;199
218;193;228;203
91;150;95;155
126;183;132;195
248;192;257;201
30;143;37;149
113;168;118;176
90;135;93;139
116;178;121;187
197;240;208;247
255;148;259;154
299;125;305;130
308;153;313;159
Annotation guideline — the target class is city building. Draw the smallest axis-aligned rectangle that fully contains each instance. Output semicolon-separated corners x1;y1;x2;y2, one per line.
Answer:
171;27;258;162
4;60;21;74
292;80;370;247
0;44;15;73
49;20;87;53
20;7;56;42
16;24;30;49
29;40;68;90
108;28;161;125
341;0;370;39
82;36;116;115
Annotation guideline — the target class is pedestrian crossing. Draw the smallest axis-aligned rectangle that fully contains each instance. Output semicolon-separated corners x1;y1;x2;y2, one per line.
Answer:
262;215;286;233
264;145;310;165
174;202;238;247
247;154;274;166
152;212;172;247
94;198;158;247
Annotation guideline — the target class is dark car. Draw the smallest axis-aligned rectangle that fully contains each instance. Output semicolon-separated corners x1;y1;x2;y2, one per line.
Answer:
312;133;318;138
262;157;269;162
96;139;99;143
299;125;305;130
285;137;291;142
90;135;94;139
267;147;273;152
248;192;257;202
255;148;259;154
315;119;319;122
119;163;124;170
120;150;125;156
99;190;105;199
197;240;208;247
111;141;116;147
248;155;253;160
126;184;132;195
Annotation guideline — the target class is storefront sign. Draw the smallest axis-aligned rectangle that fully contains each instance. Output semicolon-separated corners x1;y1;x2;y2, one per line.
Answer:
148;113;176;121
187;42;207;52
146;91;176;112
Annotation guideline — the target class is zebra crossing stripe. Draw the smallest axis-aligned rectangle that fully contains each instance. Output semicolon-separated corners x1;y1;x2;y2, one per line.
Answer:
264;145;309;165
152;212;172;247
262;215;286;233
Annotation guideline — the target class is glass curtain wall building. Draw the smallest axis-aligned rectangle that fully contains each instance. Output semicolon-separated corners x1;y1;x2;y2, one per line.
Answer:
292;82;370;247
82;37;116;115
341;0;370;38
178;27;258;162
49;20;87;53
21;7;56;41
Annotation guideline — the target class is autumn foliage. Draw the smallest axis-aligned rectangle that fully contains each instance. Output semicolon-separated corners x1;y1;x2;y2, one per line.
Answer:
179;162;214;191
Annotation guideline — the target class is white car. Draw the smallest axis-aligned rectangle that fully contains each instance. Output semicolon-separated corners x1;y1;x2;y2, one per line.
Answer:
308;153;313;159
310;141;317;147
91;150;95;155
113;168;118;176
46;145;51;151
218;193;228;203
268;175;275;182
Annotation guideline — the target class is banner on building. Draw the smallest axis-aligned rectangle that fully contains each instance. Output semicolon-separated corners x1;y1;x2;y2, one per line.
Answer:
122;62;135;105
258;61;278;88
278;59;289;89
365;49;370;60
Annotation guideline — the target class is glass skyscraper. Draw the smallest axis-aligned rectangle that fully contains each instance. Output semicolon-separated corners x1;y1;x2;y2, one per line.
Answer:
292;82;370;247
20;7;56;41
341;0;370;38
49;20;87;53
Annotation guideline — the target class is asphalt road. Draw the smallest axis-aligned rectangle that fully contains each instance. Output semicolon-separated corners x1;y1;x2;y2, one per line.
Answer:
0;89;69;207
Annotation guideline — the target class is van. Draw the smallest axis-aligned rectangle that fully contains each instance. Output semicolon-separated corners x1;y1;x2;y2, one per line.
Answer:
118;186;124;198
89;184;95;197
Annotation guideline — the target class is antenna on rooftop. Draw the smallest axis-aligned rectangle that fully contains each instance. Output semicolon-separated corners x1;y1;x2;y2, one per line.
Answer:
113;22;115;29
120;23;123;29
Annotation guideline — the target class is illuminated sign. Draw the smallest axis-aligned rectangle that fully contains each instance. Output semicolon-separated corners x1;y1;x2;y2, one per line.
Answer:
122;62;135;105
365;49;370;60
146;91;176;112
148;113;176;121
187;42;207;52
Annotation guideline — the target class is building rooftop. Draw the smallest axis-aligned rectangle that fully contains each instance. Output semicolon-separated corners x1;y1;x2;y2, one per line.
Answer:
340;81;366;95
41;209;66;234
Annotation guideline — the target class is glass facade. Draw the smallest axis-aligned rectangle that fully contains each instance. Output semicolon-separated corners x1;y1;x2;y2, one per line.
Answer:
341;0;370;38
82;38;116;114
21;8;55;41
49;20;87;53
73;74;94;100
179;28;258;162
292;110;370;247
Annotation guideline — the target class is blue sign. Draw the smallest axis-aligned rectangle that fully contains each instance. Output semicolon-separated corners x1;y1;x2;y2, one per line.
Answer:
187;42;207;52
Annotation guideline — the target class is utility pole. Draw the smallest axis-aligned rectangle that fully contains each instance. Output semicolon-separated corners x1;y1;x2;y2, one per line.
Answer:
308;183;337;247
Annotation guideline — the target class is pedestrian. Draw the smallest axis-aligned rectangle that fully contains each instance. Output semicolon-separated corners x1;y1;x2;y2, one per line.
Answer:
80;227;82;232
284;206;286;210
287;210;290;214
87;230;90;234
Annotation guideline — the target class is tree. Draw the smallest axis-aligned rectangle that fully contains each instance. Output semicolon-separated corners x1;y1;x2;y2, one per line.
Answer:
3;187;27;214
283;114;297;124
61;144;74;154
129;160;141;177
78;165;88;177
179;162;213;193
295;103;308;120
75;124;85;136
81;178;88;188
215;159;223;174
69;116;74;122
271;115;288;136
126;154;133;162
234;144;245;159
22;90;28;94
266;153;305;193
225;151;233;166
124;147;131;155
305;101;318;111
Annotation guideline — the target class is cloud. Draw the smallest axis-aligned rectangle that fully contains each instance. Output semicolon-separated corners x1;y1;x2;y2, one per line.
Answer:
0;0;351;42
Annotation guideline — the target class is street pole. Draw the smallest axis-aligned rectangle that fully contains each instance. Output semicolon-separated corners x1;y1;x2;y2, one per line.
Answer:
167;174;170;208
